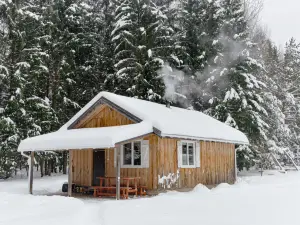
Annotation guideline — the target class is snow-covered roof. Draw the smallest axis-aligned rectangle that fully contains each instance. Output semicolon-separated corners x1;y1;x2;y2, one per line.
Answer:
61;92;249;145
18;122;153;152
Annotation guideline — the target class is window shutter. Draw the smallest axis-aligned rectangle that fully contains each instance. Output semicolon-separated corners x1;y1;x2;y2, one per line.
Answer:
141;140;149;168
177;141;182;168
114;148;117;167
195;141;200;167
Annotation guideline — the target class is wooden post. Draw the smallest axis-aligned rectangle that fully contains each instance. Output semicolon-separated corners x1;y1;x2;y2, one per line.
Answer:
29;151;34;194
68;150;73;197
234;148;237;182
116;146;121;200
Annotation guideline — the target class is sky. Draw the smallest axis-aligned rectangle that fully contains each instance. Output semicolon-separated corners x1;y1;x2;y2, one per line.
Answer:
261;0;300;46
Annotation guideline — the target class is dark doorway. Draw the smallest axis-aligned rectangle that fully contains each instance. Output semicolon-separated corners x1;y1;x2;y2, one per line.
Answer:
93;150;105;186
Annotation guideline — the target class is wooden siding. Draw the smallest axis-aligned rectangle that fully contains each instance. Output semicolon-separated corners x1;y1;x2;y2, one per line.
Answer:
71;104;236;189
71;104;135;186
154;138;235;189
71;149;93;186
71;137;235;189
105;134;158;190
76;104;134;129
181;141;235;187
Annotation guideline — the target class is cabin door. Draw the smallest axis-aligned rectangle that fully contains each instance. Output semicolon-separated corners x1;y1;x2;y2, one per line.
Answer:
93;150;105;186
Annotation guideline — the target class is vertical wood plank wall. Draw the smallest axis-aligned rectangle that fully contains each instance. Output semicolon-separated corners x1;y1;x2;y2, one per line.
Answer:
180;141;235;187
105;135;158;190
71;103;236;189
76;104;134;128
71;104;134;186
71;149;93;186
149;138;235;189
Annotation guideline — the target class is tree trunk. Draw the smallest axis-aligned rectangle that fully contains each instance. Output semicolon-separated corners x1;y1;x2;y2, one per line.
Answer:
45;160;48;176
51;160;54;173
26;165;28;177
40;160;44;177
52;160;57;173
48;160;52;176
63;151;67;174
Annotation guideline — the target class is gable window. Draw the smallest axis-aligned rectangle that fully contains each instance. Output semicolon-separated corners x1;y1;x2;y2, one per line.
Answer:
178;140;200;168
122;141;142;167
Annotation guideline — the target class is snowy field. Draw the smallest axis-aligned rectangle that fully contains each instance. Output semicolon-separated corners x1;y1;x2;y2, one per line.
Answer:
1;171;300;225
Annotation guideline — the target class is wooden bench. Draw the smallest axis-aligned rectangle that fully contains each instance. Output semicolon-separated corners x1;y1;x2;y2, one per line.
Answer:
138;186;147;196
90;186;127;198
112;184;138;196
94;177;145;199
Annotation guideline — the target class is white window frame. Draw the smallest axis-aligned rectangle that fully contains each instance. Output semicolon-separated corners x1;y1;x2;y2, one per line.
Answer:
180;140;196;168
121;140;143;168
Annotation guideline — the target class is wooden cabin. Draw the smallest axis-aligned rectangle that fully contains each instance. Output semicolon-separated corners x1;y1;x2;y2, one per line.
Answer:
18;92;248;198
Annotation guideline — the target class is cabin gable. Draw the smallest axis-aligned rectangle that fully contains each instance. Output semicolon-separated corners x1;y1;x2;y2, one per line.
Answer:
69;97;143;129
75;104;135;129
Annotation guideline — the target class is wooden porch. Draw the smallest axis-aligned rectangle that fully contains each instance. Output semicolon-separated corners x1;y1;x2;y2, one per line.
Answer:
67;176;147;199
68;145;149;200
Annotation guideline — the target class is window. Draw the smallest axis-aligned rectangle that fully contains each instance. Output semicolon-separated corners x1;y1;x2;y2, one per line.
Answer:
122;141;142;167
180;141;195;167
123;143;132;165
133;142;141;165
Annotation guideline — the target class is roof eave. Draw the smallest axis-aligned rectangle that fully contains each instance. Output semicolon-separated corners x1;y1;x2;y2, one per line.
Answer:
160;133;249;145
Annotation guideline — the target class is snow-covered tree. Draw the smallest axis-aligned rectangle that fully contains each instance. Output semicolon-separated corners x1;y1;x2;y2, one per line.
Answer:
0;0;60;176
257;40;289;166
255;38;300;168
111;0;174;101
1;0;300;176
281;38;300;157
0;0;32;175
172;0;223;109
204;0;268;169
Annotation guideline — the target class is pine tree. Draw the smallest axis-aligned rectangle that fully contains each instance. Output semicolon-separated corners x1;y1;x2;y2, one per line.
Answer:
61;0;108;106
98;0;119;94
257;40;288;167
27;0;109;174
173;0;222;109
111;0;174;101
0;0;116;177
205;0;268;170
255;38;300;168
281;38;300;157
0;0;40;175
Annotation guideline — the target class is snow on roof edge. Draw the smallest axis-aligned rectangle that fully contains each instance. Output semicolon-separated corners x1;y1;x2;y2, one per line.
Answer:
18;143;116;152
160;133;248;145
18;122;153;152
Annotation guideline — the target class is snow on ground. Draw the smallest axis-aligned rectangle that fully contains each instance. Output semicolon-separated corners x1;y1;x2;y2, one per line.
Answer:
1;171;300;225
0;172;67;195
